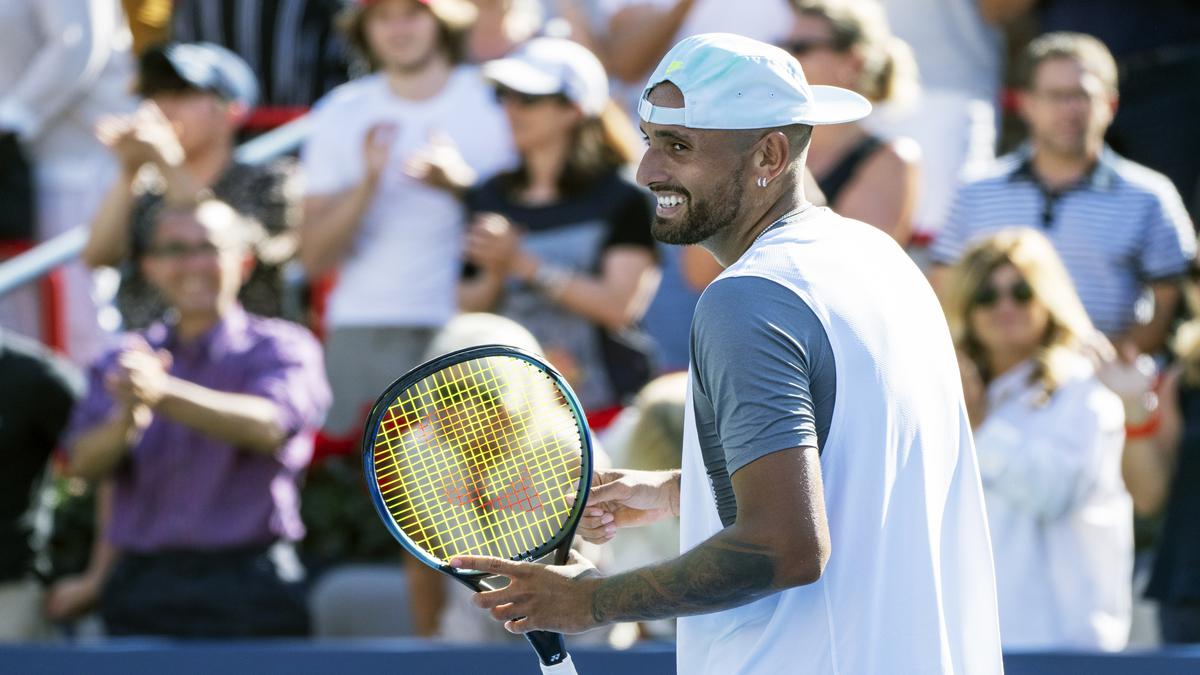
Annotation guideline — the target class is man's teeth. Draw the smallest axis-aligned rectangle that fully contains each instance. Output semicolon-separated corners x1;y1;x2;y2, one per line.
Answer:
657;194;686;208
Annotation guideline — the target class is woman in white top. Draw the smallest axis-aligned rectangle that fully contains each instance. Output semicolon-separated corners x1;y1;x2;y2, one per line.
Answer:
943;227;1132;651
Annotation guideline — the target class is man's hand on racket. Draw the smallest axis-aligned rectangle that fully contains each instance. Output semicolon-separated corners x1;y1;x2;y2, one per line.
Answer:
575;469;681;544
450;550;603;635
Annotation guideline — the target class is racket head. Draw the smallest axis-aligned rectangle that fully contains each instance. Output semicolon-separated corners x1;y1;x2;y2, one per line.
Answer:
363;344;593;580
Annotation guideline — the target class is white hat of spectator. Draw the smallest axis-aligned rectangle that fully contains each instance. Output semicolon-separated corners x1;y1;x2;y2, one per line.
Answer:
482;37;609;116
639;32;872;130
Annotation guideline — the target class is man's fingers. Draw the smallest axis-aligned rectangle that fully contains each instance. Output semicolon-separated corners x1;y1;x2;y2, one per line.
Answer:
472;586;525;610
504;617;535;634
449;555;527;577
588;479;633;506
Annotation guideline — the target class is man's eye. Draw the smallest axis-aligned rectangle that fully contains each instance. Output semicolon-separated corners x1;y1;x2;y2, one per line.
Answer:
671;143;687;152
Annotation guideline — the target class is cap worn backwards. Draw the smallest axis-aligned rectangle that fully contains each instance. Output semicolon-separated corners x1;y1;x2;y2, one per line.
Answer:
639;32;872;130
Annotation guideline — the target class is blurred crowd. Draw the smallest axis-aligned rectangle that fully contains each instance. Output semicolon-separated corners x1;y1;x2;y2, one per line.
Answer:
1;0;1199;654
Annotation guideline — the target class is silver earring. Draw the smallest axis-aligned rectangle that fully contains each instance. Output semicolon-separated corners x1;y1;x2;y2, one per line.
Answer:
756;176;768;188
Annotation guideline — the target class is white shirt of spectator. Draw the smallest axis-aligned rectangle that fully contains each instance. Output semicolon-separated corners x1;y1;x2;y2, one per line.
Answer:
0;0;136;183
975;355;1132;651
677;210;1002;674
302;67;516;327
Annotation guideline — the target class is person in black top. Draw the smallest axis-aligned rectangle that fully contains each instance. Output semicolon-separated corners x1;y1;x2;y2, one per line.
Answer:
781;0;921;244
0;329;82;639
460;37;659;413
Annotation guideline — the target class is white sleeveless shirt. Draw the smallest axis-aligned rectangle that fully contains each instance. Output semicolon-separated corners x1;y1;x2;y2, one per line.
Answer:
677;208;1003;674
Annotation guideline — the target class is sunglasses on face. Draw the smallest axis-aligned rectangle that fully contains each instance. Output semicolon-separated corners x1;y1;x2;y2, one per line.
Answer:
971;279;1035;308
143;241;223;260
777;38;840;57
493;86;568;106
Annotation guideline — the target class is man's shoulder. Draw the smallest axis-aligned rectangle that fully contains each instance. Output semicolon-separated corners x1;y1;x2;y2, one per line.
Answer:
243;315;321;348
1107;152;1185;202
957;151;1027;194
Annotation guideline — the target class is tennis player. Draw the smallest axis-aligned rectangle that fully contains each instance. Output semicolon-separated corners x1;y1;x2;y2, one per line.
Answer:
452;33;1003;674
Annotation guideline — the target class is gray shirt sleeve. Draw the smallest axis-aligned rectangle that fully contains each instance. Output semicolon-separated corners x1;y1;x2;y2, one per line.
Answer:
691;275;836;478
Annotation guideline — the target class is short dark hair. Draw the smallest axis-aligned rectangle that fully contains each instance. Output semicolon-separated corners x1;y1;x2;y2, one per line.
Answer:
337;3;472;71
136;47;201;98
1015;32;1118;94
734;124;813;159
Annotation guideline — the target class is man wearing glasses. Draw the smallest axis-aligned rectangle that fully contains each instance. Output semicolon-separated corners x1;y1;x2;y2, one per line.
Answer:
65;199;331;637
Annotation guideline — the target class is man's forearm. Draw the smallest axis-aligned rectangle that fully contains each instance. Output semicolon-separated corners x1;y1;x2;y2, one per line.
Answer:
590;528;780;624
69;405;145;479
299;180;377;277
156;378;286;454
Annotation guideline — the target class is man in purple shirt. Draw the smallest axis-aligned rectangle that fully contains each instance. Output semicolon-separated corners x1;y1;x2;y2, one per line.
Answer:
66;199;330;637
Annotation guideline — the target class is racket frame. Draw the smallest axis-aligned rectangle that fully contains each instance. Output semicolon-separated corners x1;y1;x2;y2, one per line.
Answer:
362;344;593;666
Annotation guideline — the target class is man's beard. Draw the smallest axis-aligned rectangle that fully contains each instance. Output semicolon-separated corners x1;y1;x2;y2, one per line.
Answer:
651;166;745;246
385;43;440;75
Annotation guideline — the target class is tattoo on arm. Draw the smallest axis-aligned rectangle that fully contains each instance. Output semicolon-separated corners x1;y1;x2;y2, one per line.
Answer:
590;534;776;624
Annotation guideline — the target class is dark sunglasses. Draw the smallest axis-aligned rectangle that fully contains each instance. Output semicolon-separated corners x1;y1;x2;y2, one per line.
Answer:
971;280;1035;308
777;38;841;57
493;86;568;106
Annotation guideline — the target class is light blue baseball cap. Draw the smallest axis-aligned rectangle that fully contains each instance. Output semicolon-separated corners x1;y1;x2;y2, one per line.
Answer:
639;33;872;130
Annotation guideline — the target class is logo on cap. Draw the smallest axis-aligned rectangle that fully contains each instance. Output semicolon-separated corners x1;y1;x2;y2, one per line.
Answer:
665;60;685;76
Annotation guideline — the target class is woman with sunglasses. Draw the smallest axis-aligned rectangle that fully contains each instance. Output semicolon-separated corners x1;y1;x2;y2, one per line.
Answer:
459;37;659;414
943;227;1132;651
782;0;920;244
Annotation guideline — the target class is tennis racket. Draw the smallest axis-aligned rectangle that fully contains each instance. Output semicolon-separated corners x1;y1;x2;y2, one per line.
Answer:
363;344;593;674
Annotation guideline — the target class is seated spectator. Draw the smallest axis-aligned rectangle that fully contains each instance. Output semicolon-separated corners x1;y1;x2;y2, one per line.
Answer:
170;0;352;123
64;199;330;637
782;0;921;243
1101;274;1200;645
300;0;515;441
467;0;543;62
0;329;82;640
460;37;659;413
943;227;1131;651
931;32;1196;356
84;41;301;329
0;0;136;362
869;0;1006;244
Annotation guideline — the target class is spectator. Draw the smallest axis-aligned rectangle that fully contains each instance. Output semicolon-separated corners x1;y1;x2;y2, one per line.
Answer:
466;0;543;62
1102;276;1200;645
1037;0;1200;221
869;0;1007;245
64;199;330;637
460;37;659;411
170;0;352;126
600;0;794;93
0;329;82;640
0;0;137;362
931;32;1195;355
943;227;1131;651
83;41;301;329
299;0;515;440
783;0;921;243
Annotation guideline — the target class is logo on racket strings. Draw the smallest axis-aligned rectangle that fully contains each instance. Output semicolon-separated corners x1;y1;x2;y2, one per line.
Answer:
444;468;543;512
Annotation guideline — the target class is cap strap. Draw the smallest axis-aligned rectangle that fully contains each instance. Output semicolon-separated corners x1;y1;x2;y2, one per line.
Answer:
638;96;686;126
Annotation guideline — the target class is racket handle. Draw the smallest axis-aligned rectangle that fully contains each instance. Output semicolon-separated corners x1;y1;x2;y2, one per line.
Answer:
538;653;577;675
526;630;569;667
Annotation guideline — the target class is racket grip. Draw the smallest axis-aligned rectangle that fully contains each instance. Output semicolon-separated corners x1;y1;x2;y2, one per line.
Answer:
525;630;569;667
538;654;577;675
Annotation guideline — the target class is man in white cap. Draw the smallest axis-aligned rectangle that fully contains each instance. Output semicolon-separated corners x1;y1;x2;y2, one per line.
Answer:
452;33;1002;674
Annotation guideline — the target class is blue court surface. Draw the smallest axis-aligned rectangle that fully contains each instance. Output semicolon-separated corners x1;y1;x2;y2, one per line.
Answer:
2;641;1199;674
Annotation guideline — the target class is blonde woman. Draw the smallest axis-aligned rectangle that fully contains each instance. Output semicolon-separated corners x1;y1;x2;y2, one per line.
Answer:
944;227;1132;651
782;0;920;243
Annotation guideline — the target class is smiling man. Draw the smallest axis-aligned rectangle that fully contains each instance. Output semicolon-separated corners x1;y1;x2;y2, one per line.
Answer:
66;199;330;637
452;33;1003;674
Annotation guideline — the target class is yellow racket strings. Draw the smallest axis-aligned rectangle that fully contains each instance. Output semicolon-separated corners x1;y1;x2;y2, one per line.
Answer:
373;356;584;563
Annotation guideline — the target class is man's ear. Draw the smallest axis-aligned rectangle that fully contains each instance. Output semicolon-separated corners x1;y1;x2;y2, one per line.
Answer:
755;131;792;184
